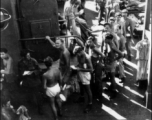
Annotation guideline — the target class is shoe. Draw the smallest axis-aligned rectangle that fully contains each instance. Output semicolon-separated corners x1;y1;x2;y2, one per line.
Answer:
58;109;63;117
119;77;126;83
83;104;92;113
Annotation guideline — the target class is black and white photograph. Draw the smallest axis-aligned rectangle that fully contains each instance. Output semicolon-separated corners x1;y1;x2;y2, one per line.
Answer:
0;0;151;120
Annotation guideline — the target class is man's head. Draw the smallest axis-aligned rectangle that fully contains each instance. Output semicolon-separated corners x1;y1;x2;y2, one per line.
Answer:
20;49;31;60
55;38;64;49
44;56;53;68
115;12;122;21
110;0;115;3
114;24;121;35
109;17;115;25
105;32;114;44
74;46;86;64
104;23;112;32
71;0;81;7
0;48;8;59
121;9;128;19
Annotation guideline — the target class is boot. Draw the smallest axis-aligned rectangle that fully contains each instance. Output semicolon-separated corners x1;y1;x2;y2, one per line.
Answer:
83;104;92;113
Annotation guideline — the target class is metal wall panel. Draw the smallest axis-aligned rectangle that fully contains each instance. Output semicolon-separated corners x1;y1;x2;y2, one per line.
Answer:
16;0;60;61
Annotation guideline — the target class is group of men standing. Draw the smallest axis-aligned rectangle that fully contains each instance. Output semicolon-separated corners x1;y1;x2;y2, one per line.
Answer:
0;0;137;120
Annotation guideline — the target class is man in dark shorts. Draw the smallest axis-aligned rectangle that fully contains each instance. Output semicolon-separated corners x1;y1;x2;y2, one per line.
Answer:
43;56;62;120
103;32;124;99
85;37;105;101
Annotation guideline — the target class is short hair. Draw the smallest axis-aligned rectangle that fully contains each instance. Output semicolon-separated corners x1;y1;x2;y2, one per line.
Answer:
44;56;53;67
104;22;111;28
105;32;113;40
71;0;81;5
0;48;8;53
75;0;81;5
109;17;115;21
70;0;75;4
121;9;128;13
74;46;84;54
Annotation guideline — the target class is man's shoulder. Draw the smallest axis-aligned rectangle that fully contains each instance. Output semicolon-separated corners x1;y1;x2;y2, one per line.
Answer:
85;53;91;60
30;58;38;63
111;32;117;38
43;67;60;77
126;17;133;22
8;55;13;62
63;49;70;56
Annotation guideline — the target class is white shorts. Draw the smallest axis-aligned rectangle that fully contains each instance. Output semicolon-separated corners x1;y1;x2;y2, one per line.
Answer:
46;83;61;97
78;72;91;85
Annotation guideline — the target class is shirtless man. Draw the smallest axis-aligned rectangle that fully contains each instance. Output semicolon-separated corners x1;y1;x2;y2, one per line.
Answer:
114;24;126;83
45;36;70;85
102;23;119;50
114;12;126;37
121;9;135;61
0;48;14;83
72;46;93;113
0;48;15;102
64;0;81;36
104;33;124;99
105;0;121;21
43;56;62;120
85;37;105;101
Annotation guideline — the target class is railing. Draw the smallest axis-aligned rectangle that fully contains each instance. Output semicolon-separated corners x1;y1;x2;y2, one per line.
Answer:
19;35;82;41
19;35;84;48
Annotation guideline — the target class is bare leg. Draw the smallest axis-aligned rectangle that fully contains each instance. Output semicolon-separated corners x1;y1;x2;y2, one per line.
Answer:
109;72;117;99
83;85;93;113
49;97;58;120
55;95;62;117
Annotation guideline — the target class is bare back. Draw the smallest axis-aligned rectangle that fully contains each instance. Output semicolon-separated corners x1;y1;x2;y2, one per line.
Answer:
43;67;61;87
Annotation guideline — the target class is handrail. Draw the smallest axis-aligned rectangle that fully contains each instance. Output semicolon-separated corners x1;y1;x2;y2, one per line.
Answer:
58;19;66;23
19;35;82;41
19;35;85;48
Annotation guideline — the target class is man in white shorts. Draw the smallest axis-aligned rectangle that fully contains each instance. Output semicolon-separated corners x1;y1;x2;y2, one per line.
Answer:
43;57;62;120
72;46;93;113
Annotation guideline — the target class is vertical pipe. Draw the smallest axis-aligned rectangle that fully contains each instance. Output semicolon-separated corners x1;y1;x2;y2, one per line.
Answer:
142;0;148;40
145;0;151;110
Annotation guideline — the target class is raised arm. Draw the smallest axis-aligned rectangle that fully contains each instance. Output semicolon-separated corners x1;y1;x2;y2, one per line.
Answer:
129;19;135;39
45;36;56;47
75;38;84;48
